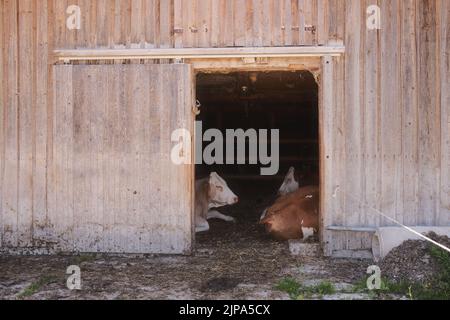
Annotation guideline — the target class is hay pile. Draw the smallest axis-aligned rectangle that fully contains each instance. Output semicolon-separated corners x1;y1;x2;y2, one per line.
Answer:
380;232;450;285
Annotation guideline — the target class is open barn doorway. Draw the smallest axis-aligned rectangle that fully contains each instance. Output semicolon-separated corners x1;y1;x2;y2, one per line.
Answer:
194;70;319;247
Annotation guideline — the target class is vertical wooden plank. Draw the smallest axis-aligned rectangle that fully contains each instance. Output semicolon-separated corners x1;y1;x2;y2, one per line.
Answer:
181;0;192;47
380;0;402;226
343;0;363;249
298;0;304;45
173;0;183;48
88;0;98;48
417;0;439;225
64;0;81;49
234;0;246;46
363;0;381;229
327;0;337;42
440;0;450;226
210;0;220;47
271;0;283;46
137;65;152;250
331;56;346;252
112;0;122;47
327;0;345;45
121;0;131;48
126;65;140;252
303;0;317;45
316;0;328;44
96;0;109;47
100;66;113;251
150;66;163;251
53;0;66;48
166;64;192;253
109;65;121;251
130;0;143;47
320;55;334;256
198;0;211;48
167;65;177;251
159;0;172;48
261;0;272;46
401;0;419;226
64;0;77;48
170;64;193;253
328;0;345;251
252;0;263;46
244;0;254;47
17;0;34;247
71;65;87;251
224;0;234;47
96;65;108;252
144;0;157;48
159;65;172;252
33;0;49;243
54;65;74;250
283;0;292;45
109;65;125;251
184;64;194;252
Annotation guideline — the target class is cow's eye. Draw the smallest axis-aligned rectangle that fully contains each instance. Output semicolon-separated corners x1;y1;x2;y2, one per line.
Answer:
216;186;223;191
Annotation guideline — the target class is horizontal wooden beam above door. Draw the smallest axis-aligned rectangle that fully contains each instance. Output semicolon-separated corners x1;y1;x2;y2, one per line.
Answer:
54;46;345;62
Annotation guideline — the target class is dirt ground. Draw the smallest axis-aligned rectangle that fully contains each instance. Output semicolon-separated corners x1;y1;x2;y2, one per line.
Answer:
0;184;401;300
381;232;450;286
0;216;386;300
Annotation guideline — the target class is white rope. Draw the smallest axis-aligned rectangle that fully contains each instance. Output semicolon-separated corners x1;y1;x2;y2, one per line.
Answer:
336;188;450;254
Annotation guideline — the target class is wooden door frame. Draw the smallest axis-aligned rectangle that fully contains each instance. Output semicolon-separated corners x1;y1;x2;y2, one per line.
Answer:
190;55;337;255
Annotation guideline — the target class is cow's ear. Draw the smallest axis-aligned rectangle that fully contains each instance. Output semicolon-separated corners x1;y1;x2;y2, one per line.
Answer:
209;172;218;181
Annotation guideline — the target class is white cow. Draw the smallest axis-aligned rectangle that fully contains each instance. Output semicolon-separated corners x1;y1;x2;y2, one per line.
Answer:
195;172;239;233
259;167;300;221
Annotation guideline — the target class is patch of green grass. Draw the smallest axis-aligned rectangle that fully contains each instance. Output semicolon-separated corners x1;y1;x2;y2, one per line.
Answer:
418;244;450;300
276;277;302;299
18;275;58;299
352;276;415;299
276;278;336;300
314;281;336;295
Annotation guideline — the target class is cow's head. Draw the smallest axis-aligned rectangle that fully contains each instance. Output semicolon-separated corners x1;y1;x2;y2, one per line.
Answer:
277;167;299;196
208;172;239;208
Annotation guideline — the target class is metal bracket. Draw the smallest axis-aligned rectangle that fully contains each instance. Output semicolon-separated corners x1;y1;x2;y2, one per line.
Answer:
192;100;201;116
305;25;316;34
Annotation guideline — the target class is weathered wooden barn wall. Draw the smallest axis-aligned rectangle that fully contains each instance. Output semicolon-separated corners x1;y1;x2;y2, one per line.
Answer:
0;0;449;253
49;0;334;49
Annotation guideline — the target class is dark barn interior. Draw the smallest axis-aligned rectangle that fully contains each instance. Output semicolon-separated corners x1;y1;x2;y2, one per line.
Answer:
195;71;319;243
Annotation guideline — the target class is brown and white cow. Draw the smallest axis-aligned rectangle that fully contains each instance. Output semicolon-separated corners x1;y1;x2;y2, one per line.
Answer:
260;186;319;241
195;172;239;233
